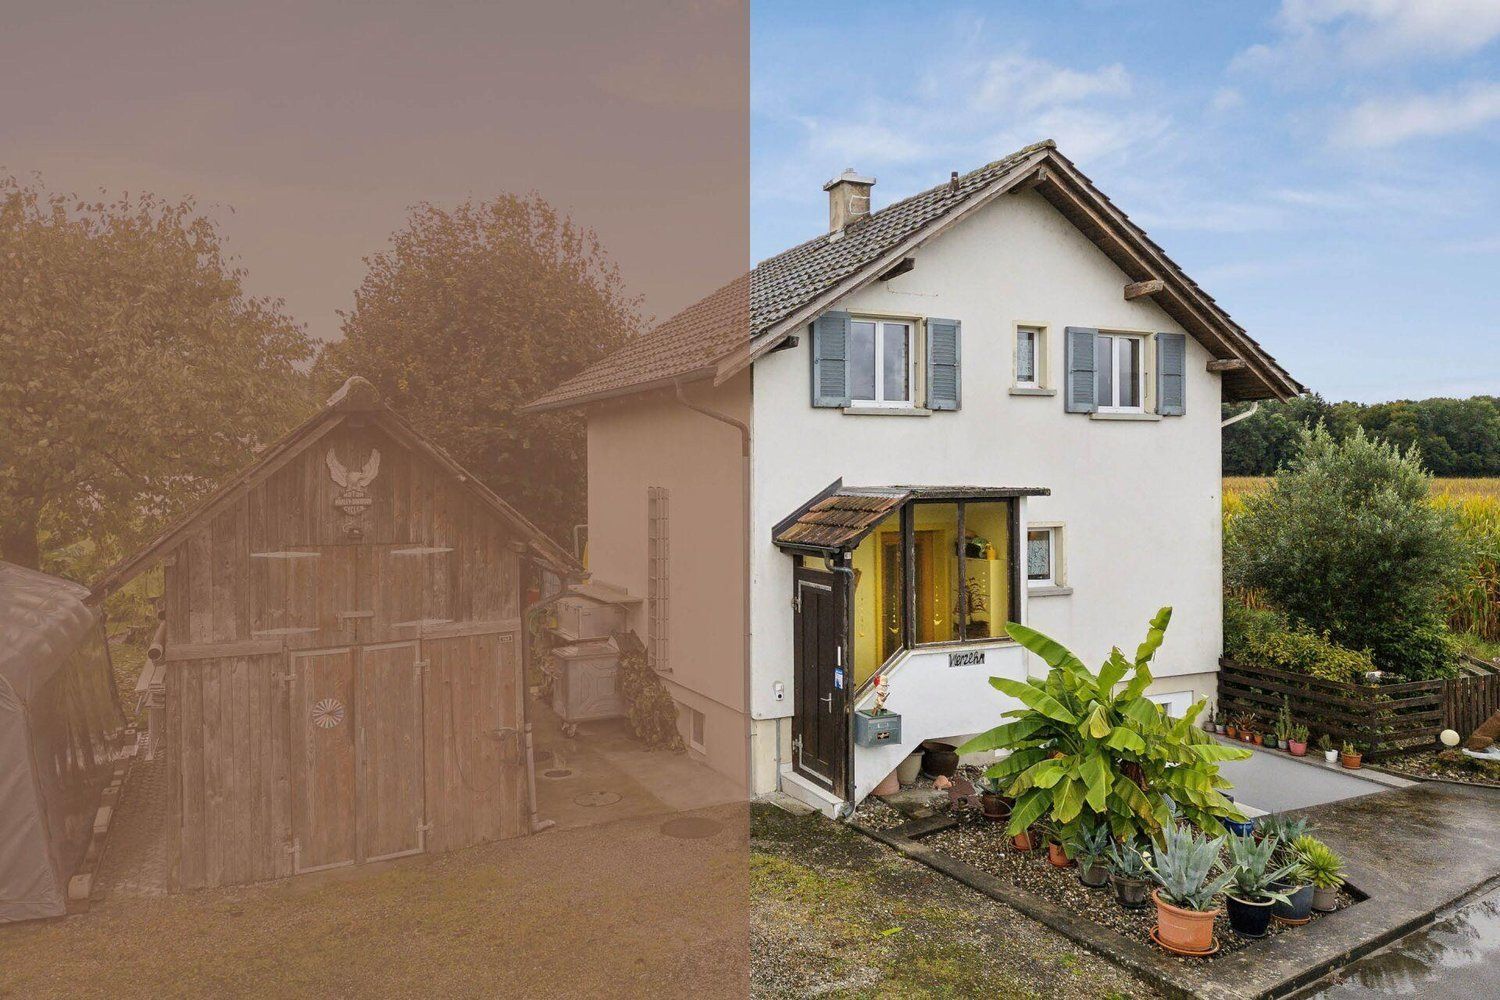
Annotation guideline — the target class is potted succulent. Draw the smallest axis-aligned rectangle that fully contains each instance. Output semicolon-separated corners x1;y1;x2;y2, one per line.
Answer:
1107;838;1153;909
1340;740;1363;769
1144;825;1234;955
1274;699;1292;751
1224;835;1298;939
1293;835;1346;912
1224;717;1239;740
1287;723;1309;757
1212;708;1225;734
1068;822;1112;888
1319;733;1337;764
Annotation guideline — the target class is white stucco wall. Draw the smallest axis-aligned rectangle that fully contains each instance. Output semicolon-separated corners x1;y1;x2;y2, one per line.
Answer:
584;376;750;788
749;188;1225;792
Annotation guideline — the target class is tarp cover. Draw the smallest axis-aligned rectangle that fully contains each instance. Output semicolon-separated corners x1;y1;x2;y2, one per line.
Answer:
0;561;123;921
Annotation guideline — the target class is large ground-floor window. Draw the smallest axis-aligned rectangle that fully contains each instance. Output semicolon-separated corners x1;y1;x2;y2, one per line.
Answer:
849;497;1016;687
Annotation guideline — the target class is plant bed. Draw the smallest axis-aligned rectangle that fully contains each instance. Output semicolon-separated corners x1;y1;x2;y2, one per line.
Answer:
1378;747;1500;787
916;813;1358;960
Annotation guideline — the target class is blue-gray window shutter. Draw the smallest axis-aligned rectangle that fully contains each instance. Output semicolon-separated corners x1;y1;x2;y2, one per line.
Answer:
810;311;851;407
926;318;961;411
1156;332;1187;416
1064;327;1098;413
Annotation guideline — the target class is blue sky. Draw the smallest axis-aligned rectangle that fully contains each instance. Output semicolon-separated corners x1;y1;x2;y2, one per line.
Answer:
751;1;1500;403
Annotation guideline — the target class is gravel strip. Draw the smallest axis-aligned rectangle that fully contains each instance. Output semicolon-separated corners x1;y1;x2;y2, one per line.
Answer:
1379;748;1500;787
919;812;1357;960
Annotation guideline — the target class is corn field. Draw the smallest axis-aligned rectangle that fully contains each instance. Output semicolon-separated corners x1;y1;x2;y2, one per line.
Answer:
1223;477;1500;642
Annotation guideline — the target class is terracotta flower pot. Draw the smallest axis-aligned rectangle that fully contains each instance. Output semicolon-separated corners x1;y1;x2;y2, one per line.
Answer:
1288;740;1307;757
979;792;1010;823
1011;829;1037;851
1153;889;1220;954
1225;726;1238;739
1046;840;1072;868
1252;733;1264;746
872;768;900;796
1340;751;1363;770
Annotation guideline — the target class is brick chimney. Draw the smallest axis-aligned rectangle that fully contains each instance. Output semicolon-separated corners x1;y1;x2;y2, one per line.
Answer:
823;168;875;234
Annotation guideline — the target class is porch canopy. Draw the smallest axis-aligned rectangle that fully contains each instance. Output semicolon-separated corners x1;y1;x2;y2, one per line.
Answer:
772;480;1049;554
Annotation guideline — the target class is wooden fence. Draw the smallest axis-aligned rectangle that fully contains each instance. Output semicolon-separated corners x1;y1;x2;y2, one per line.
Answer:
1218;657;1500;759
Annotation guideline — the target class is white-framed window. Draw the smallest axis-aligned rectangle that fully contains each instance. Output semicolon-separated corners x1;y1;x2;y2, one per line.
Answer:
647;486;670;672
1148;691;1194;720
1095;333;1146;412
689;707;706;752
1015;325;1043;387
849;318;915;407
1026;527;1056;587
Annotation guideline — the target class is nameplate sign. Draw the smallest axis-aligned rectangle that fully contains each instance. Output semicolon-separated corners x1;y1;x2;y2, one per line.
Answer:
948;649;986;668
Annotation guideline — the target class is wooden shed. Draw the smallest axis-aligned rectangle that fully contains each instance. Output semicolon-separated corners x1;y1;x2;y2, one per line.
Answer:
94;377;578;891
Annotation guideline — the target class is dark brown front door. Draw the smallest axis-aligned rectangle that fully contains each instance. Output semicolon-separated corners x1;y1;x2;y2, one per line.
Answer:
792;566;846;793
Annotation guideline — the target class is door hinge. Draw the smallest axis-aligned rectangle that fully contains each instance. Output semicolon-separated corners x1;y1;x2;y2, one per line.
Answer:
791;593;801;614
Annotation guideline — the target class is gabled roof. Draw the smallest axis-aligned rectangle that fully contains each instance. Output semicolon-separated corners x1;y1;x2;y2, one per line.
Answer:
92;377;580;600
523;140;1303;412
771;479;1050;554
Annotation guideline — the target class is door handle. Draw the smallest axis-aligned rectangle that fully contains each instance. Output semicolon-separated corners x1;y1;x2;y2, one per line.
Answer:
821;693;833;710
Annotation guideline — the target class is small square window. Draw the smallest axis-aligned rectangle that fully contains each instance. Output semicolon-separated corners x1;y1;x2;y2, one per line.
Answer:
1027;528;1055;587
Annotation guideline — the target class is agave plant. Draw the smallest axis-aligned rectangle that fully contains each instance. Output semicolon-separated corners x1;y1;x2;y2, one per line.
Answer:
1106;837;1150;880
1257;814;1312;865
1066;820;1113;869
1224;835;1300;904
1292;835;1346;890
958;607;1251;842
1143;824;1235;912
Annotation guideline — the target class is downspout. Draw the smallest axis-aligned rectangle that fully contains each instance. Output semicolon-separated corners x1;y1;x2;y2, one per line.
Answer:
519;552;587;834
1220;401;1259;428
822;552;857;818
672;379;755;796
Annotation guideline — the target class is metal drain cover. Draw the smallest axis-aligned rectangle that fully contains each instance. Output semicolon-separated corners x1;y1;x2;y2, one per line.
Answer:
659;816;723;840
574;790;621;807
541;767;574;780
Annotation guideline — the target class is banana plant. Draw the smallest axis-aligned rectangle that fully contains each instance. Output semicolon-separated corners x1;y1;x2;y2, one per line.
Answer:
958;607;1251;843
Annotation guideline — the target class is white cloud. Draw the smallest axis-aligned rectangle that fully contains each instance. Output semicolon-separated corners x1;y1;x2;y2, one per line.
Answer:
1210;87;1244;112
1332;82;1500;147
973;53;1132;113
1235;0;1500;73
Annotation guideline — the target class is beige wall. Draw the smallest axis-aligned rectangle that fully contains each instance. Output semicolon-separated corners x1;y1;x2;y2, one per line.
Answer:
584;374;750;787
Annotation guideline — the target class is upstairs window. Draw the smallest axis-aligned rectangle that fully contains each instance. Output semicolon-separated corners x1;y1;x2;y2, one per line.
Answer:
1095;333;1145;412
1015;326;1041;387
849;319;913;406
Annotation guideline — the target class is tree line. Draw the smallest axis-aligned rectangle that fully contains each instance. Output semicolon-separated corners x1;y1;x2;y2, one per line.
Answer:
1223;395;1500;477
1;175;638;577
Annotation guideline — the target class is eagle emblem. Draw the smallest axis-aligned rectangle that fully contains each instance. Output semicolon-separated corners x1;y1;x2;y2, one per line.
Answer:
326;447;380;516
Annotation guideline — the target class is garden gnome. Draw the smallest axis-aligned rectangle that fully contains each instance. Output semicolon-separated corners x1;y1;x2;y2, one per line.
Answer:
873;674;890;715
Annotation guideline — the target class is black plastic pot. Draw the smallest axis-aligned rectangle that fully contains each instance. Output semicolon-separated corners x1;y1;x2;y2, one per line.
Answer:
1080;863;1109;888
920;741;960;778
1226;895;1275;938
1110;873;1151;909
1272;882;1315;923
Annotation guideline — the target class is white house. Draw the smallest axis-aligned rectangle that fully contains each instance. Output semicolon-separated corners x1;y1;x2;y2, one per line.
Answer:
522;140;1301;815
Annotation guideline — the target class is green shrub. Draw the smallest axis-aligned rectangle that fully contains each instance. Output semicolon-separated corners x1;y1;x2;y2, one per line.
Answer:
1225;425;1467;680
1223;601;1373;684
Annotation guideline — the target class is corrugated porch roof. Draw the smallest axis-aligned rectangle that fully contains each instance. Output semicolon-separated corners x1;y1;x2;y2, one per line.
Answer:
772;480;1049;553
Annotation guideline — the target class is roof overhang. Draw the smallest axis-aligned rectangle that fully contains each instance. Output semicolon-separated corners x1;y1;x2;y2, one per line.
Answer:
772;479;1050;554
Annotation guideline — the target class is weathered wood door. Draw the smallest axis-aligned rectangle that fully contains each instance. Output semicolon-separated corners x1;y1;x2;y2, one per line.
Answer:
792;567;846;794
356;641;425;862
291;647;358;872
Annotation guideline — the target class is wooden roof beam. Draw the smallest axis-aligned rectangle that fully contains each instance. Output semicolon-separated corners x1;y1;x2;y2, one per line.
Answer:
1206;358;1248;373
1124;279;1164;301
878;257;915;281
1013;167;1050;193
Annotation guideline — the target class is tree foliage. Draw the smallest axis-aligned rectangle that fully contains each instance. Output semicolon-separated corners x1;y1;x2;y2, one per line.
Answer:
0;175;313;573
314;194;642;545
1224;394;1500;477
1225;425;1467;678
959;609;1249;844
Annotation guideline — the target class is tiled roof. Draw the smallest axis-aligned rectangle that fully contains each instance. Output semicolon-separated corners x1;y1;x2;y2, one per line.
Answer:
523;142;1053;413
772;483;1050;552
524;138;1301;411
